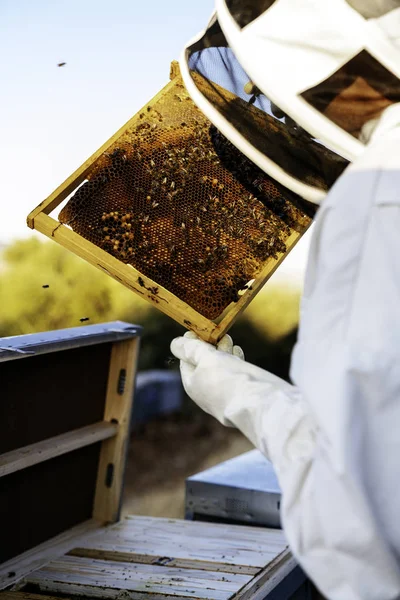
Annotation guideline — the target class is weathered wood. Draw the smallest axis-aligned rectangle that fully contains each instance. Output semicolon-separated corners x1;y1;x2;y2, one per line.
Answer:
231;549;296;600
15;516;298;600
68;548;260;576
27;555;251;600
0;593;67;600
0;422;118;478
70;516;287;569
0;520;102;591
31;213;215;341
93;339;139;523
122;515;286;546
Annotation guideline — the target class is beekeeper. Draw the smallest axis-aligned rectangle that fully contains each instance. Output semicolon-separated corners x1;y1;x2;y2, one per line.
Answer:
171;2;400;599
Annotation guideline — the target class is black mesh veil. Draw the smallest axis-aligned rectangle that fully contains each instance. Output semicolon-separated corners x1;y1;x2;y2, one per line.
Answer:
182;16;349;203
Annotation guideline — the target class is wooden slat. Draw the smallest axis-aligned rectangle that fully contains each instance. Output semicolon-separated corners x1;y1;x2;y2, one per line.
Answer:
0;593;67;600
119;515;286;547
68;548;260;576
0;422;118;478
27;555;251;600
0;520;102;591
232;549;296;600
72;517;288;569
93;339;139;523
32;213;216;341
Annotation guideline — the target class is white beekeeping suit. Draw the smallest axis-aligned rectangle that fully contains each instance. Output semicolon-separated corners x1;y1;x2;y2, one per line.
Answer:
171;1;400;598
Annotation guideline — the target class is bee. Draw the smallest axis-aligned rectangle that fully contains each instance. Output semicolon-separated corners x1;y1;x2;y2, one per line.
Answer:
42;284;49;289
165;356;177;367
57;62;66;67
80;317;90;322
143;215;150;223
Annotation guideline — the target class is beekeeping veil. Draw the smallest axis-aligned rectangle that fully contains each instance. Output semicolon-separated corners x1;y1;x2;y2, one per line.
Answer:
180;0;400;204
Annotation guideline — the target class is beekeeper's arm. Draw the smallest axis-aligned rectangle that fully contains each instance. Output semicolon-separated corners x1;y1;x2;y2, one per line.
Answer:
171;123;400;600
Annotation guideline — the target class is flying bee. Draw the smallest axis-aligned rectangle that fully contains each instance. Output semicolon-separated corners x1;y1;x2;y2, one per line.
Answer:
165;356;178;368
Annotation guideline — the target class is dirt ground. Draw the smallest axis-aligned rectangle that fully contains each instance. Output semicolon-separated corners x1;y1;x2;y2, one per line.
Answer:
122;408;253;519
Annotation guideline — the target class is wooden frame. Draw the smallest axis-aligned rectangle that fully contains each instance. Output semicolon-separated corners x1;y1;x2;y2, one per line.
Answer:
0;324;141;590
27;63;311;344
1;516;314;600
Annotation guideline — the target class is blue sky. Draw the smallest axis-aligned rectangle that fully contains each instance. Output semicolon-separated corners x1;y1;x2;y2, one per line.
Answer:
0;0;311;276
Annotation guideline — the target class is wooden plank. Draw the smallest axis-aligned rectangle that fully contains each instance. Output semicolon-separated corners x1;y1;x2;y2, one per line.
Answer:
121;515;286;545
73;517;287;569
0;520;102;591
0;593;67;600
89;528;286;555
32;213;216;341
0;422;118;478
76;538;283;569
93;339;139;523
233;548;296;600
68;548;260;576
27;555;251;600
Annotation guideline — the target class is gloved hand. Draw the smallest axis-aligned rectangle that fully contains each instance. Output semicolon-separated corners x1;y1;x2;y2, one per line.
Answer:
170;331;312;464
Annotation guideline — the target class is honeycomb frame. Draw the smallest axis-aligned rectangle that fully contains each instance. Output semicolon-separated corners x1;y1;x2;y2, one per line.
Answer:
27;62;312;344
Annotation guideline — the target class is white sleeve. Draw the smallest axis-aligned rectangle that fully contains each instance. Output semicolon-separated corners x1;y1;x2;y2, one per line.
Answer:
281;128;400;600
171;126;400;600
219;128;400;600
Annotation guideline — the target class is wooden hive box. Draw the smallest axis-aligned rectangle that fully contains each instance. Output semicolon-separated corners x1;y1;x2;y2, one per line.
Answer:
0;321;141;589
0;322;320;599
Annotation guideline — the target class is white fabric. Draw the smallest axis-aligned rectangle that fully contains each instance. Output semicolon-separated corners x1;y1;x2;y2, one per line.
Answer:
216;0;400;162
171;121;400;599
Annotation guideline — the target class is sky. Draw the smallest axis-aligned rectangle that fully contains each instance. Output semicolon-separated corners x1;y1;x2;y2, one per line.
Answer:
0;0;312;279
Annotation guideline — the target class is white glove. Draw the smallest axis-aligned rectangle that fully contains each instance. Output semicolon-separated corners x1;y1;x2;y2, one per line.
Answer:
170;332;315;466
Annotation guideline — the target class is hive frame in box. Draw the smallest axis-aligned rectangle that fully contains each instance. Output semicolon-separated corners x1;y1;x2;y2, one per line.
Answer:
0;322;141;590
27;62;311;344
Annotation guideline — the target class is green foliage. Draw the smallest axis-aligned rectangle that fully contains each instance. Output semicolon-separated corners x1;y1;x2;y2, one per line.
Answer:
0;236;150;336
0;236;301;377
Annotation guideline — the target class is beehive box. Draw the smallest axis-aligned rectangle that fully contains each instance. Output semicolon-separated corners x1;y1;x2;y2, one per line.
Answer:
0;324;321;600
0;322;141;590
27;62;318;344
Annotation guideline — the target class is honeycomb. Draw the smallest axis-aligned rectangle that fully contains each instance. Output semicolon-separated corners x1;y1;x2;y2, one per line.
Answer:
59;76;314;320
